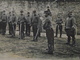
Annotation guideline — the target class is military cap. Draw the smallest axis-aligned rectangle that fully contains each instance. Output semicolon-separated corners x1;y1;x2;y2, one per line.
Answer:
44;11;47;14
27;12;30;14
3;10;5;12
47;6;50;8
20;10;23;13
33;10;36;13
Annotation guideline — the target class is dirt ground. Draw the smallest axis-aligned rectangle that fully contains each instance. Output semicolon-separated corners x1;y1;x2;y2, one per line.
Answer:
0;31;80;60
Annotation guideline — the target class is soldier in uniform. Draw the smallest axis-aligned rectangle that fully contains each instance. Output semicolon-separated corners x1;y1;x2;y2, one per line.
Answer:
1;10;7;35
65;12;76;46
31;10;40;41
18;10;25;39
43;11;54;54
25;12;31;36
10;11;16;37
38;14;42;37
46;6;52;16
8;12;12;35
55;16;63;38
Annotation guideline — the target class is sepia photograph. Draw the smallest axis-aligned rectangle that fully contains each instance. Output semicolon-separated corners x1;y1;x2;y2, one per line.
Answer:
0;0;80;60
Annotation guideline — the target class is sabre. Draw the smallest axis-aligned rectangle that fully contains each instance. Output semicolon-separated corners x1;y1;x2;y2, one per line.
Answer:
19;22;22;39
12;23;15;37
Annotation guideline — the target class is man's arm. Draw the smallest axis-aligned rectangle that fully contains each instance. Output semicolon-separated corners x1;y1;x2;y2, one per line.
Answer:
72;17;76;28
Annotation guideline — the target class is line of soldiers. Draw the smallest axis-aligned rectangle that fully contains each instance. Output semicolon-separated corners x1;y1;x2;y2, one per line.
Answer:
0;6;76;54
0;9;42;40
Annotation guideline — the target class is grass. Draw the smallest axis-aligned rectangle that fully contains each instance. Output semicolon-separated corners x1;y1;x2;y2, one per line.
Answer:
0;33;80;59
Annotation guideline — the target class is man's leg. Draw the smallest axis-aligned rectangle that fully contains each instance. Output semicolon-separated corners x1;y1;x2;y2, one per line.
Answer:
2;23;6;35
27;24;30;36
28;25;31;36
22;23;25;39
38;31;40;37
46;28;54;54
26;23;28;36
32;26;35;40
55;25;58;37
8;23;11;35
72;35;75;46
66;36;71;44
0;22;1;33
12;25;15;37
59;25;62;38
14;24;16;36
32;26;37;41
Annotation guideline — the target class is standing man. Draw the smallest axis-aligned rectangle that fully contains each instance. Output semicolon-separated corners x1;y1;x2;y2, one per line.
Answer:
31;10;40;41
65;12;76;46
18;10;25;39
55;16;63;38
10;11;16;37
38;14;42;37
8;12;12;35
43;11;54;54
1;10;7;35
25;12;31;36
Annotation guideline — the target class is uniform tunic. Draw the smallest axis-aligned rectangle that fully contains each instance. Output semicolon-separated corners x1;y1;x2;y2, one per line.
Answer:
65;16;76;45
25;15;31;36
10;14;16;37
1;14;7;35
31;14;40;41
18;14;25;39
55;17;63;37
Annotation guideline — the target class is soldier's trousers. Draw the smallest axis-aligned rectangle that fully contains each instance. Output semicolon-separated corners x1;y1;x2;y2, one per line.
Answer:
8;23;12;35
46;28;54;53
26;23;31;36
65;29;76;45
11;24;16;37
19;23;24;39
55;24;62;37
32;25;38;41
38;30;42;37
2;22;7;35
0;22;2;33
38;31;41;37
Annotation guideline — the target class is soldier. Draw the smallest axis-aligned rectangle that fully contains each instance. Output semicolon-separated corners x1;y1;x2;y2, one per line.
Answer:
31;10;40;41
1;10;7;35
38;14;42;37
25;12;31;36
10;11;16;37
43;11;54;54
65;12;76;46
55;16;63;38
46;6;52;16
8;12;12;35
18;10;25;39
